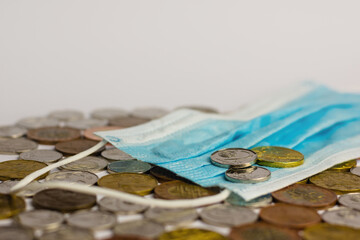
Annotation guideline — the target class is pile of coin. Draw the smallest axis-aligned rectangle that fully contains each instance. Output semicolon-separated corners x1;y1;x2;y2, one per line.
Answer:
210;146;304;183
0;108;360;240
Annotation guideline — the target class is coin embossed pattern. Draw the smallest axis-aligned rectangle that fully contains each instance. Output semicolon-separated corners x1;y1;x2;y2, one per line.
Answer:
225;166;271;183
211;148;257;168
252;146;304;168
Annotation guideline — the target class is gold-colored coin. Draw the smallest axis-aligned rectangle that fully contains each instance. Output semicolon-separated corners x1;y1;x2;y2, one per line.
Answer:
158;228;227;240
309;171;360;192
303;223;360;240
0;194;26;219
0;160;48;181
154;181;216;200
98;173;158;196
328;159;357;172
251;146;304;168
297;178;308;184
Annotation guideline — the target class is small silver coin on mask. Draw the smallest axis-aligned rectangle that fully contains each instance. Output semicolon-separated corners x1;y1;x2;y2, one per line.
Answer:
225;166;271;183
211;148;257;168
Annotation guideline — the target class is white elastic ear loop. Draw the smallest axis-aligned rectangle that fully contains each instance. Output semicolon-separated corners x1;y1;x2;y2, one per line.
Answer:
10;140;108;193
10;139;231;208
21;181;231;209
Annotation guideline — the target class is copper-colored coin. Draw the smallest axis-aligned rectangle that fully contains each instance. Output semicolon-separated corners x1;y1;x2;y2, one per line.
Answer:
109;116;150;128
84;126;123;142
229;222;301;240
259;203;321;229
154;181;216;200
55;139;103;155
33;189;96;212
0;194;26;219
27;127;81;144
272;184;337;209
0;160;48;181
98;173;158;196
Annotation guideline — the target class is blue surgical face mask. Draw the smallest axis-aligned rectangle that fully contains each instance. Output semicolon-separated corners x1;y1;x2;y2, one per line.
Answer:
96;82;360;200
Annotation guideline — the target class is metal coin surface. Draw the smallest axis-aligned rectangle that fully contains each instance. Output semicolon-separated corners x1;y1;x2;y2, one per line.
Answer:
27;127;81;144
0;138;37;154
339;193;360;211
158;228;227;240
210;148;257;168
0;194;26;219
309;171;360;192
272;184;337;209
55;139;103;155
17;209;64;230
114;220;164;239
259;203;321;229
154;181;215;200
48;110;84;121
177;105;218;113
109;116;149;128
39;225;94;240
67;210;116;230
19;149;63;163
91;108;128;120
61;156;108;172
322;207;360;229
33;189;96;212
229;222;301;240
0;160;48;181
98;173;158;196
144;207;198;226
0;226;34;240
17;117;59;129
225;166;271;183
200;204;257;227
101;148;136;161
0;180;45;197
45;171;98;186
84;126;123;142
103;236;151;240
107;160;152;174
0;125;27;138
329;159;357;172
252;146;304;168
131;107;168;120
303;223;360;240
350;166;360;176
98;197;148;215
150;166;184;182
65;118;108;130
226;192;272;208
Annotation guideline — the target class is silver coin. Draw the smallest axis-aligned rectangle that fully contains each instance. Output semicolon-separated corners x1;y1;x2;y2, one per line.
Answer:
19;149;63;163
225;192;273;208
0;180;47;197
114;220;164;239
0;226;33;240
350;167;360;177
45;171;98;186
17;209;64;230
101;148;136;161
0;138;38;154
144;207;198;226
65;118;108;130
61;156;108;172
0;125;27;138
322;207;360;229
98;197;148;215
17;117;59;129
211;148;257;168
48;110;84;122
225;166;271;183
66;210;116;231
91;108;128;120
107;160;152;174
339;193;360;211
39;225;94;240
131;107;168;120
199;204;258;227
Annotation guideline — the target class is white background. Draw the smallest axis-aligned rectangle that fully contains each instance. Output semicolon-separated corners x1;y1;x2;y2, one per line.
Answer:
1;1;360;125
